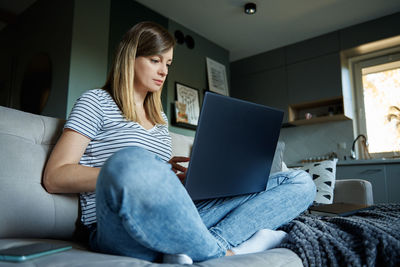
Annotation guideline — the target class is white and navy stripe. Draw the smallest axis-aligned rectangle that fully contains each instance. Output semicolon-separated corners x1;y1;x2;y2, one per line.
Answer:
65;89;172;225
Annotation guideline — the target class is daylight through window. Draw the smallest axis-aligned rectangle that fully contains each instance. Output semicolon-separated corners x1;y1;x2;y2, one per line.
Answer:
361;64;400;154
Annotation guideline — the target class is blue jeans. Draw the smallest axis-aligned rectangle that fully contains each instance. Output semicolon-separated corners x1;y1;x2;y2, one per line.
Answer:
89;147;315;262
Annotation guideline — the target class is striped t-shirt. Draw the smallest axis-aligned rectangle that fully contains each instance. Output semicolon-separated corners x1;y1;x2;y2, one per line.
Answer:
65;89;172;225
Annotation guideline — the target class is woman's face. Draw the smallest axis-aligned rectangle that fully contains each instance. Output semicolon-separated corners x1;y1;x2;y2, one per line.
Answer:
134;48;173;94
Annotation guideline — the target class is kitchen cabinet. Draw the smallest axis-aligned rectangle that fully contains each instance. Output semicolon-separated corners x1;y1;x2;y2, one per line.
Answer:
230;48;285;76
336;164;387;203
336;161;400;204
230;49;289;122
384;164;400;203
340;12;400;50
230;12;400;127
231;67;289;123
285;32;339;65
232;49;348;126
287;52;342;105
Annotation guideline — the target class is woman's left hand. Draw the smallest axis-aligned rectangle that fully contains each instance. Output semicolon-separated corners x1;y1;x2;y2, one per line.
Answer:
168;156;190;183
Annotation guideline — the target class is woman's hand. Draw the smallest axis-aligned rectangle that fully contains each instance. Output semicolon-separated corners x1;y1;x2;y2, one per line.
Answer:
168;156;190;183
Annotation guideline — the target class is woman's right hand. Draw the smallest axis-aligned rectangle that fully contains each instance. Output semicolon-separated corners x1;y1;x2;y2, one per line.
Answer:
168;156;190;184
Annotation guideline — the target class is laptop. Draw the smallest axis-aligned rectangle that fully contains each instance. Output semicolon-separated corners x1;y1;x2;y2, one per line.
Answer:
184;92;284;201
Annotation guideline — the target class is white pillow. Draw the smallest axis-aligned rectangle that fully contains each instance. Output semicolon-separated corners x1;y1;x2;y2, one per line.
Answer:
300;159;338;204
270;141;285;174
281;161;289;172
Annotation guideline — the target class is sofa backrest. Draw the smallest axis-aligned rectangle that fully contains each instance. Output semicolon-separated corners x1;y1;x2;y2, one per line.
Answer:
170;132;194;157
0;106;78;239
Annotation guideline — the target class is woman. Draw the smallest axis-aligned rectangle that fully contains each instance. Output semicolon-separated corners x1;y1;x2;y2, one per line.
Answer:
43;21;316;264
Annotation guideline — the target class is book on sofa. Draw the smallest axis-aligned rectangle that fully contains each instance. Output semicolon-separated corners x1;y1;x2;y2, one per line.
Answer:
308;202;372;217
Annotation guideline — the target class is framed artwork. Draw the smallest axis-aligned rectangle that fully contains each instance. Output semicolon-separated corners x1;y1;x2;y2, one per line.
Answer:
174;83;200;129
174;101;189;124
206;57;229;96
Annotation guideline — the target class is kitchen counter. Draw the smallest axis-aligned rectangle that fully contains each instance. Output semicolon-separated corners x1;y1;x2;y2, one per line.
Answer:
287;158;400;168
338;158;400;166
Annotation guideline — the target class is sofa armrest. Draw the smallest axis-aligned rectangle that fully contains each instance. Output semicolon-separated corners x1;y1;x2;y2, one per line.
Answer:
333;179;374;205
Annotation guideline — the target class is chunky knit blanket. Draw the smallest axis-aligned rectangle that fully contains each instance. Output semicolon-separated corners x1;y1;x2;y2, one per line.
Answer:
278;204;400;267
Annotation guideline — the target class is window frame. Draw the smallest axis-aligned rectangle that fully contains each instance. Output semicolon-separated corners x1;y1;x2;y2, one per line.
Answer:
350;48;400;158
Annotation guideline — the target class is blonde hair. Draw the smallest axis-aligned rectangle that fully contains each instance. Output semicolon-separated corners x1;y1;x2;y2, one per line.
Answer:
103;21;175;124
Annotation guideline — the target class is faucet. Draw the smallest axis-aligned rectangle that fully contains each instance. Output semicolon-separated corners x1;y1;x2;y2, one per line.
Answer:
350;134;368;160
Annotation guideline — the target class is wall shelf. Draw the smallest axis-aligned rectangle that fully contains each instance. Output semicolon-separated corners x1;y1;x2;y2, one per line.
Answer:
288;97;351;125
290;114;350;126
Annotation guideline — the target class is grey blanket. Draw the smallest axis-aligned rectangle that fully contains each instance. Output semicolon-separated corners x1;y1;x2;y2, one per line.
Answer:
278;204;400;267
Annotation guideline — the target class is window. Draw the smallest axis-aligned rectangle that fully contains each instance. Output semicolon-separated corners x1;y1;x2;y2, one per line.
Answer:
352;50;400;158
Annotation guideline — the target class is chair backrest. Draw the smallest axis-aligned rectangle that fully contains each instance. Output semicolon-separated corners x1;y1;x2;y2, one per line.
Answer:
0;106;78;239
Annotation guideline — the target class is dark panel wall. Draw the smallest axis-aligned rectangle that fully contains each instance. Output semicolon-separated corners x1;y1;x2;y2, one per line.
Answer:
0;27;15;108
340;12;400;50
231;48;287;119
0;0;74;118
230;12;400;123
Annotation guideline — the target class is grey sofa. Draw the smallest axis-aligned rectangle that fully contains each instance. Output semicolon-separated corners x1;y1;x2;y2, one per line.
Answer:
0;106;373;266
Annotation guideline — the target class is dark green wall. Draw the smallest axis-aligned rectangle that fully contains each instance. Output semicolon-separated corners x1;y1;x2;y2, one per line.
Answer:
0;24;16;108
108;0;170;116
1;0;230;127
166;20;230;136
108;0;168;69
0;0;74;119
108;0;230;136
66;0;110;117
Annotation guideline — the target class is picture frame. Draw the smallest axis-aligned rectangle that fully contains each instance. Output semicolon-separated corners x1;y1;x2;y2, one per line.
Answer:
206;57;229;96
173;83;200;129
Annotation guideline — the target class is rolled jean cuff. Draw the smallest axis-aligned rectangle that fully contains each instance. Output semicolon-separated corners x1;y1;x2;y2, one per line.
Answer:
208;227;231;252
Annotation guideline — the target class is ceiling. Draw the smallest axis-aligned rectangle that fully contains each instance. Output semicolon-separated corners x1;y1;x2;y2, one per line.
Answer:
1;0;400;61
136;0;400;61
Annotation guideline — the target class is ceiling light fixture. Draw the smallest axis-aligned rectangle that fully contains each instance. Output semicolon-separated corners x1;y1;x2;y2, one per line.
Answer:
244;3;256;15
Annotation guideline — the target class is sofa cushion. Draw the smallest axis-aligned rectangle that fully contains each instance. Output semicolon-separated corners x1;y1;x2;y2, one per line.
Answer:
0;106;78;239
0;239;303;266
170;132;194;158
334;179;373;205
